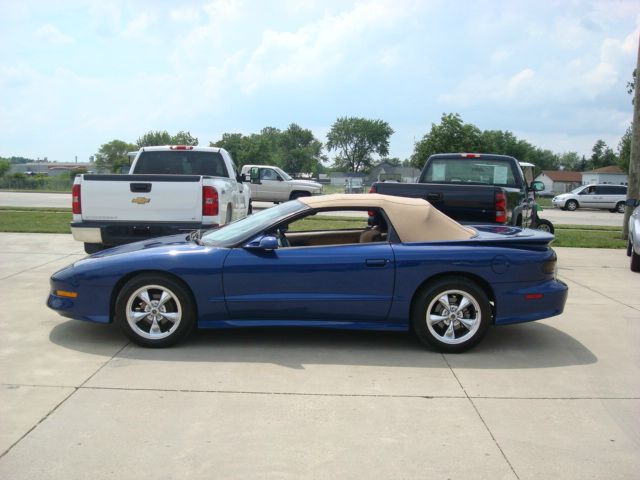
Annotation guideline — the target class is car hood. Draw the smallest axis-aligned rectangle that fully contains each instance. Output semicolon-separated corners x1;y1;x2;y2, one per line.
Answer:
289;179;322;188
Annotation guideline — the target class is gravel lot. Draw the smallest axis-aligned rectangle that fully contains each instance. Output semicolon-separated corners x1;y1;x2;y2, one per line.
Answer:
0;232;638;479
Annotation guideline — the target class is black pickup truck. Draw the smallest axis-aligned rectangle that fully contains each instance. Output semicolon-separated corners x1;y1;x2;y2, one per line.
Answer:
371;153;546;228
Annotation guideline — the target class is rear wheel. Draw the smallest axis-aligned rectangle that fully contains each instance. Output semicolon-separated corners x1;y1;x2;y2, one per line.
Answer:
615;202;625;214
115;274;195;347
412;277;491;353
565;200;578;211
534;219;554;234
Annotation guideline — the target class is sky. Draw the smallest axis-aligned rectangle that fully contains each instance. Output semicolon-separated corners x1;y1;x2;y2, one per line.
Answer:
0;0;638;165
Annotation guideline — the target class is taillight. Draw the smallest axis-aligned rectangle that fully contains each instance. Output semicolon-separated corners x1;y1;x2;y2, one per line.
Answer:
495;191;506;223
170;145;194;150
369;185;377;193
72;184;81;214
202;186;219;216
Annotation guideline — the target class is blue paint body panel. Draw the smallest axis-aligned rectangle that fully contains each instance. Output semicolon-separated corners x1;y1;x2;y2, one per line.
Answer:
48;227;568;334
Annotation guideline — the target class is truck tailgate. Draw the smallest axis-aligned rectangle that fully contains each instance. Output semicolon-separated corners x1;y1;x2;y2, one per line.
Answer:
373;182;499;223
81;175;203;222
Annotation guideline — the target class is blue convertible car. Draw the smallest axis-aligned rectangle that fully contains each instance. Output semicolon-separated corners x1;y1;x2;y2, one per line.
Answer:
48;194;568;352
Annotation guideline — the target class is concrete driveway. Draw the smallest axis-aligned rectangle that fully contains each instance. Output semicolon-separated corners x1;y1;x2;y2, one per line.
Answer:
0;233;638;479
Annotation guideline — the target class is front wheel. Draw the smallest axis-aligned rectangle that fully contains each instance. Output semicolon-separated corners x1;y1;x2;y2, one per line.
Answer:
615;202;625;214
534;218;554;234
115;274;195;347
412;278;491;353
565;200;578;211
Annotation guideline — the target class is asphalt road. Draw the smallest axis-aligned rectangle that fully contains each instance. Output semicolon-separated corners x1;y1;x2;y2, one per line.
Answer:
0;190;627;226
0;233;638;479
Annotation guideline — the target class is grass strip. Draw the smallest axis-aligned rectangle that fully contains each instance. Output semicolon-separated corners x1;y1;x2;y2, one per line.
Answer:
0;209;628;248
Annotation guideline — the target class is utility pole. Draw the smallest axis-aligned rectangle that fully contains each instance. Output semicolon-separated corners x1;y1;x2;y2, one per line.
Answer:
624;35;640;239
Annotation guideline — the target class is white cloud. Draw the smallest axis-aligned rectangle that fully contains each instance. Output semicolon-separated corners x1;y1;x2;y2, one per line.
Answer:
35;24;73;45
122;12;156;40
238;0;412;93
169;7;202;23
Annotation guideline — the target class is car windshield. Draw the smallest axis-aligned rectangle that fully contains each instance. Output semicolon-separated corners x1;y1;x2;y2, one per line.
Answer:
201;201;308;247
421;158;518;187
570;186;586;194
275;167;292;181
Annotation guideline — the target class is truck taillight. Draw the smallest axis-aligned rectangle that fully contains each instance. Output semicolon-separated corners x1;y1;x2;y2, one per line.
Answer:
369;185;377;193
495;191;506;223
72;184;81;214
170;145;194;150
202;186;218;216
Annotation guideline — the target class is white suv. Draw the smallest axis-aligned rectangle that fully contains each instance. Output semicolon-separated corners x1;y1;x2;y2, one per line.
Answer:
552;184;627;213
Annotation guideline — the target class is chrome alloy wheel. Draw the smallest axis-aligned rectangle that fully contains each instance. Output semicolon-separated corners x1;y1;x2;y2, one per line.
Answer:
425;289;481;345
125;285;182;340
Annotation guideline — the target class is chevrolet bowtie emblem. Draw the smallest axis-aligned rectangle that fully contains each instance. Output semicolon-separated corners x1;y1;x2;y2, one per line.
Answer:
132;197;151;204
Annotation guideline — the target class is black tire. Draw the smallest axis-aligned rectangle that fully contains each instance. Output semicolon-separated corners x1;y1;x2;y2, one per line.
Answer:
609;208;617;213
616;202;625;214
627;240;632;257
289;191;309;201
248;200;253;215
632;249;640;272
534;218;555;234
226;206;233;223
411;277;491;353
565;200;578;211
115;274;196;347
84;243;105;254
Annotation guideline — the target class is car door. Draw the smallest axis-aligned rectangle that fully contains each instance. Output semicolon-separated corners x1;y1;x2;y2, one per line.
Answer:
259;168;288;202
578;186;597;208
223;242;395;322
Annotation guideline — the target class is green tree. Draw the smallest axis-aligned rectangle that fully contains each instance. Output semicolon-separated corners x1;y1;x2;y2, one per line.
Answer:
171;130;199;146
95;139;137;173
326;117;394;172
211;133;247;167
279;123;323;175
618;126;632;171
0;158;10;177
558;152;581;171
136;130;173;147
412;113;482;168
590;139;618;169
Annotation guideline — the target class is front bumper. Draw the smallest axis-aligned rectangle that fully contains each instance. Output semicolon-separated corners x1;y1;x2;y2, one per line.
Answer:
71;221;217;246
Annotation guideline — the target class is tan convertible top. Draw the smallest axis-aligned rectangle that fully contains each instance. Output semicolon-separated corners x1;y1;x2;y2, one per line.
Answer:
299;194;476;242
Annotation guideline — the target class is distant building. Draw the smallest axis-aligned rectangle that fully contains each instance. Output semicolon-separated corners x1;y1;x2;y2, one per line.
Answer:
328;171;367;186
534;170;582;194
582;165;628;185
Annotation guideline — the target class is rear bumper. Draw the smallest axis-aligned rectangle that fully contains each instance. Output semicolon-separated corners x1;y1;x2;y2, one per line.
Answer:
494;279;568;325
71;221;217;246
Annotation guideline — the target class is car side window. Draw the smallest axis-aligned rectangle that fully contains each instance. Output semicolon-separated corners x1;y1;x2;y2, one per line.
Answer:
278;209;391;248
260;168;277;181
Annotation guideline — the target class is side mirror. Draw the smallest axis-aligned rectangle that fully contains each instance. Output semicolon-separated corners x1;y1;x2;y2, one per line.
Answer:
250;167;261;184
531;181;545;192
244;235;279;250
236;174;244;183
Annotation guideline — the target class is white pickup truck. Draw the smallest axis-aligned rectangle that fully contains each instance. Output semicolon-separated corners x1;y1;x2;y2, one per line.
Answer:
71;146;251;253
240;164;323;202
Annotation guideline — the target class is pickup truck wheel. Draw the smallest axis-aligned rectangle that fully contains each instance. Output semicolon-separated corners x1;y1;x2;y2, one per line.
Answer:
115;274;195;347
412;277;491;353
289;191;309;201
615;202;625;214
534;219;554;234
565;200;578;211
84;243;105;254
627;240;633;257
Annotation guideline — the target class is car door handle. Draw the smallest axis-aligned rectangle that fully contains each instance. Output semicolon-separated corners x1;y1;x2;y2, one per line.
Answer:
366;259;389;267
